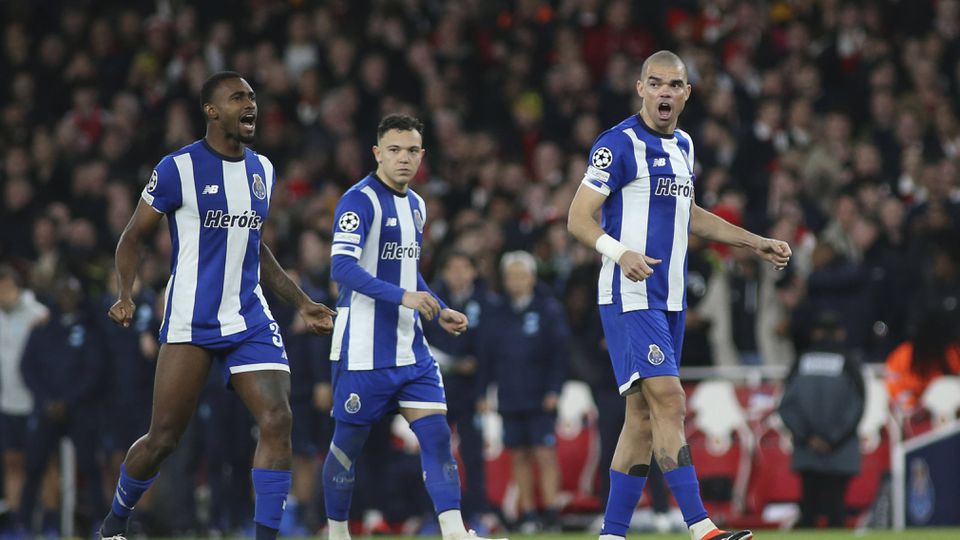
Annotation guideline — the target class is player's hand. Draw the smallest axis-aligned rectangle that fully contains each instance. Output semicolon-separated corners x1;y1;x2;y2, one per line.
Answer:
619;251;662;282
753;237;792;270
439;308;468;336
299;301;337;335
402;291;441;320
108;297;136;328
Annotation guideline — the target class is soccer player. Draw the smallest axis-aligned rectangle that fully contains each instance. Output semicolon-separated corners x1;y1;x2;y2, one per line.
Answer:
98;71;336;540
323;114;501;540
567;51;792;540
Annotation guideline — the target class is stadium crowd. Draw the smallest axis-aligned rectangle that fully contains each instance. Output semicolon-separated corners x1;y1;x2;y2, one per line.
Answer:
1;0;959;536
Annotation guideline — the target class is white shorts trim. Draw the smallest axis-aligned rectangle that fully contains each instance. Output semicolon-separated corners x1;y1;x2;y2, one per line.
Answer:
229;363;291;374
618;372;641;395
398;401;447;411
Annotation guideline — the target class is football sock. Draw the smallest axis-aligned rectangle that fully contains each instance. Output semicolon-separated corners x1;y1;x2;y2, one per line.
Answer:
323;421;371;521
663;466;709;527
251;468;291;540
409;414;462;515
102;463;158;535
600;468;647;537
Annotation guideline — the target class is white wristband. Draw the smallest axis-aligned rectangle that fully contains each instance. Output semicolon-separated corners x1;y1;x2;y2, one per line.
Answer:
595;234;629;263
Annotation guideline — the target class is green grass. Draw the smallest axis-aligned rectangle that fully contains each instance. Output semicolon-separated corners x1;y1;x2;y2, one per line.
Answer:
261;530;957;540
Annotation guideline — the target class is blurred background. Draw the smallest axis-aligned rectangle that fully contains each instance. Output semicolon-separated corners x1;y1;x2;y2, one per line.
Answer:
0;0;959;537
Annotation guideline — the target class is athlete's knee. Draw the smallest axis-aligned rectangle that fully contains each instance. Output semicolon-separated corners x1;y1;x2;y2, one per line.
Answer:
256;400;293;441
645;381;687;419
409;413;452;451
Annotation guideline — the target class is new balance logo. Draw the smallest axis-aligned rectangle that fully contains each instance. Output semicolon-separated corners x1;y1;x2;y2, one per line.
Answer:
201;185;219;195
652;157;667;167
386;217;398;227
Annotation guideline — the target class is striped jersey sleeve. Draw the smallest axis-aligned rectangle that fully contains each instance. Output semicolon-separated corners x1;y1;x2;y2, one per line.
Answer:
331;189;374;260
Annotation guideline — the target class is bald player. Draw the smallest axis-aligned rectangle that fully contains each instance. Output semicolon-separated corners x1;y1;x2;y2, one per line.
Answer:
568;51;792;540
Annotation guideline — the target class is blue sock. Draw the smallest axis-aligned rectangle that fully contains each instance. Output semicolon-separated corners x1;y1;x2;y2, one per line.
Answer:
601;469;647;537
409;414;461;514
663;466;708;526
323;421;371;521
111;464;158;518
251;468;292;537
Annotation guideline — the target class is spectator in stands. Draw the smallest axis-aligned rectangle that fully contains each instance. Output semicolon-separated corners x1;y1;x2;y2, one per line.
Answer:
423;251;498;529
779;311;865;528
885;313;960;414
478;251;568;532
0;265;48;533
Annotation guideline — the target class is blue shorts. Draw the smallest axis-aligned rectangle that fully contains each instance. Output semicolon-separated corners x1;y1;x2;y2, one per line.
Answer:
200;322;290;387
0;413;27;451
599;306;685;395
501;411;556;449
331;359;446;425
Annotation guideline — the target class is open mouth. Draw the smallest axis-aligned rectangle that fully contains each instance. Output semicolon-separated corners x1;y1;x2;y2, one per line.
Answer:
657;102;672;120
240;112;256;130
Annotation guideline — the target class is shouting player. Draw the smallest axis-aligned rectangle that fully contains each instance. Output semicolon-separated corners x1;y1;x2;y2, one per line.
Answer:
567;51;792;540
99;71;336;540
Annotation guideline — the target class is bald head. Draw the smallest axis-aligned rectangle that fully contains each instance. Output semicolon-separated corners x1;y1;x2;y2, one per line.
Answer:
641;50;687;82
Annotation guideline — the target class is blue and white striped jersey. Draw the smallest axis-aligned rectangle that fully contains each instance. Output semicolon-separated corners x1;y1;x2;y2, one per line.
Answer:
581;115;696;312
142;140;276;344
329;174;433;370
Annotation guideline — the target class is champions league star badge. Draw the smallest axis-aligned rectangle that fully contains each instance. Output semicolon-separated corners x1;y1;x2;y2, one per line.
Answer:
252;173;267;200
592;147;613;169
344;393;361;414
648;344;665;365
147;169;158;192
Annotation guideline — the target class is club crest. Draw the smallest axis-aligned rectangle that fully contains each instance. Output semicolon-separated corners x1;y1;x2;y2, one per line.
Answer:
344;393;361;414
648;344;665;365
252;173;267;200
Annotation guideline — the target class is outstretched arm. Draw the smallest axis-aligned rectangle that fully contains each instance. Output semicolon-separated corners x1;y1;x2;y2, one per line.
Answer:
261;243;335;334
690;203;792;269
109;199;165;327
567;184;661;282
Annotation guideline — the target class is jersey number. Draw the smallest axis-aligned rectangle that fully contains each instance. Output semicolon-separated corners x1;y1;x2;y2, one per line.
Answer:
268;322;285;349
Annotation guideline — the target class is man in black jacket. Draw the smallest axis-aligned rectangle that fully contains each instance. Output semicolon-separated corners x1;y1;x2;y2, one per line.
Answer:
778;311;866;528
20;276;107;534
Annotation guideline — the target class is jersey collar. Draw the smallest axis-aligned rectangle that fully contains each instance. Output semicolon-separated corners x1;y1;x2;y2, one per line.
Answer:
202;139;247;162
371;172;408;197
635;114;674;139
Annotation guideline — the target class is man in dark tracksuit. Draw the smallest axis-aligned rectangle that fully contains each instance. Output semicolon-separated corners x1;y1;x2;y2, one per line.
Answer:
20;277;106;534
423;251;497;526
778;312;865;528
478;251;568;532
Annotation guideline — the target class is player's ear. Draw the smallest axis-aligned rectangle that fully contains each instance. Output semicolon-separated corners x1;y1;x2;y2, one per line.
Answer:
636;79;643;96
372;145;381;163
205;103;218;121
685;83;692;102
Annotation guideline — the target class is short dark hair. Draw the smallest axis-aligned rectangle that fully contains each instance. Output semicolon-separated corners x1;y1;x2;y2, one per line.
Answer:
377;113;424;142
201;71;243;110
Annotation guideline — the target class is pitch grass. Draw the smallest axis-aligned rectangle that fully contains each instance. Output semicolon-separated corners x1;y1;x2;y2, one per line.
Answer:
237;530;960;540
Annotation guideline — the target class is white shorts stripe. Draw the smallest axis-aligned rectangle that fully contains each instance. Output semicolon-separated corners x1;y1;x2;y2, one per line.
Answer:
397;401;447;411
228;362;290;374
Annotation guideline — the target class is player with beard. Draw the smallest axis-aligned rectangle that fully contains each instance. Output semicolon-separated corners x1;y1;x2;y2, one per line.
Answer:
98;72;336;540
